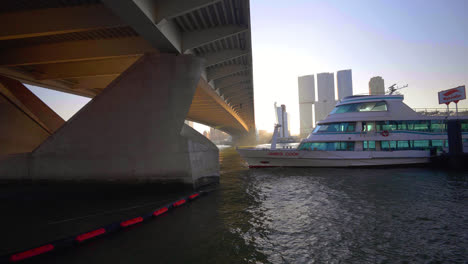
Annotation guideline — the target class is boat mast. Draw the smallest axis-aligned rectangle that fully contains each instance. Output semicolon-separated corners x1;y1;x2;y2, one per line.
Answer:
271;124;281;150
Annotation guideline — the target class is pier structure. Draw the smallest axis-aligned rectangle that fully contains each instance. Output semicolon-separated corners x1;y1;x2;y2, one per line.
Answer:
0;0;255;187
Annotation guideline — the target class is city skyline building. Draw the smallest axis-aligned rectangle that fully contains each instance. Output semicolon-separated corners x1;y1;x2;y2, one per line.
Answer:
337;69;353;100
299;104;313;137
316;72;336;123
298;75;315;137
313;101;330;125
274;102;290;138
369;76;385;95
298;70;354;136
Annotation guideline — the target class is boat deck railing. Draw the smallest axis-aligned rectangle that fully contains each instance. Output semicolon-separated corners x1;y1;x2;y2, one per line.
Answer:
413;108;468;117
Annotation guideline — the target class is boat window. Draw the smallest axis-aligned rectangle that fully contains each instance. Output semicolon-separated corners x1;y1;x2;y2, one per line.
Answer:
297;143;307;150
461;120;468;132
374;120;451;132
410;121;430;132
330;101;387;114
376;121;398;131
381;140;432;151
371;102;388;111
380;141;389;150
397;121;408;130
330;104;358;114
381;141;397;150
431;140;445;150
362;121;375;132
412;140;430;149
358;102;380;112
314;122;356;133
363;141;376;150
298;142;325;150
337;142;355;151
397;140;410;150
298;142;354;151
430;120;446;132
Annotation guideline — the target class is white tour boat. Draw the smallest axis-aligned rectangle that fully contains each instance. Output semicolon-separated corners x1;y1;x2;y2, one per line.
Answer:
237;95;468;168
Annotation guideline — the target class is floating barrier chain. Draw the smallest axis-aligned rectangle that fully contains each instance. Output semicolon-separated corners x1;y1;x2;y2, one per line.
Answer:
1;191;206;263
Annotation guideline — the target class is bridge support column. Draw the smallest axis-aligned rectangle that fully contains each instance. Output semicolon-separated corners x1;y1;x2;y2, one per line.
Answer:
0;54;219;188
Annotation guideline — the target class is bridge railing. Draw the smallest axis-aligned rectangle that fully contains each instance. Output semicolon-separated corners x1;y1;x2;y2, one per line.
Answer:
413;108;468;117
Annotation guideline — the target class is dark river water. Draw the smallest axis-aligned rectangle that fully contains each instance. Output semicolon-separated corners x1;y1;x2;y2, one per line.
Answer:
216;147;468;264
28;147;468;263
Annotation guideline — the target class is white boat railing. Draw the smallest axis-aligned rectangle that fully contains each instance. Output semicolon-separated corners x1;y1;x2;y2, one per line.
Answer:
413;108;468;117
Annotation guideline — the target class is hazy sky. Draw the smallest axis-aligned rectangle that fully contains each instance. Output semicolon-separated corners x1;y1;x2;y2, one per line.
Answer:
251;0;468;134
27;0;468;135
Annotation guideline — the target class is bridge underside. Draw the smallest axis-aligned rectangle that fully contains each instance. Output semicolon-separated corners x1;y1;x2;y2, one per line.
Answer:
190;78;248;135
0;0;257;187
1;60;250;135
0;0;255;137
1;54;222;187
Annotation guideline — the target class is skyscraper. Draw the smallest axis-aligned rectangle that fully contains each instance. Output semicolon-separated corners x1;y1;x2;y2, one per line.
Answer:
369;76;385;95
299;71;353;135
298;75;315;137
316;72;336;123
274;102;290;138
337;69;353;100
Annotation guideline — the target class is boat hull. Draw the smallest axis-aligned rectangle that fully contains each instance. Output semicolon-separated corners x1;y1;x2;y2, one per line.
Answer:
237;149;430;168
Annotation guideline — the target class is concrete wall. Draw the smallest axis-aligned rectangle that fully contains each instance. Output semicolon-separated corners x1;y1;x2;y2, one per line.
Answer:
0;153;30;180
182;124;219;188
0;54;219;187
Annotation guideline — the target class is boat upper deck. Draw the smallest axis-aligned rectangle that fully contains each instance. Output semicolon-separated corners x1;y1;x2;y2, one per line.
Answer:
337;95;404;106
319;95;468;125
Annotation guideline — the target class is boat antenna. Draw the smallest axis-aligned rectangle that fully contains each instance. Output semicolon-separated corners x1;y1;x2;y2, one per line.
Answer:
387;84;408;95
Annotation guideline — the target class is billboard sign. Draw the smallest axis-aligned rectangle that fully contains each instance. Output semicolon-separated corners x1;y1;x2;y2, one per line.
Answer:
438;86;466;105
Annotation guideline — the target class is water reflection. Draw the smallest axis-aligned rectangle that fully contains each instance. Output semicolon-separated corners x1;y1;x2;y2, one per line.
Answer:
241;169;372;263
223;147;468;263
28;147;468;264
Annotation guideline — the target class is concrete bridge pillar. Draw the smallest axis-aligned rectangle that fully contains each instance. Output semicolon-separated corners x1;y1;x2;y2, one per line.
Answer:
0;53;219;188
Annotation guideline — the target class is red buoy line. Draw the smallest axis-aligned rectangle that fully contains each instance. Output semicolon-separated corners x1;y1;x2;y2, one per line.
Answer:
1;191;206;263
75;228;106;243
